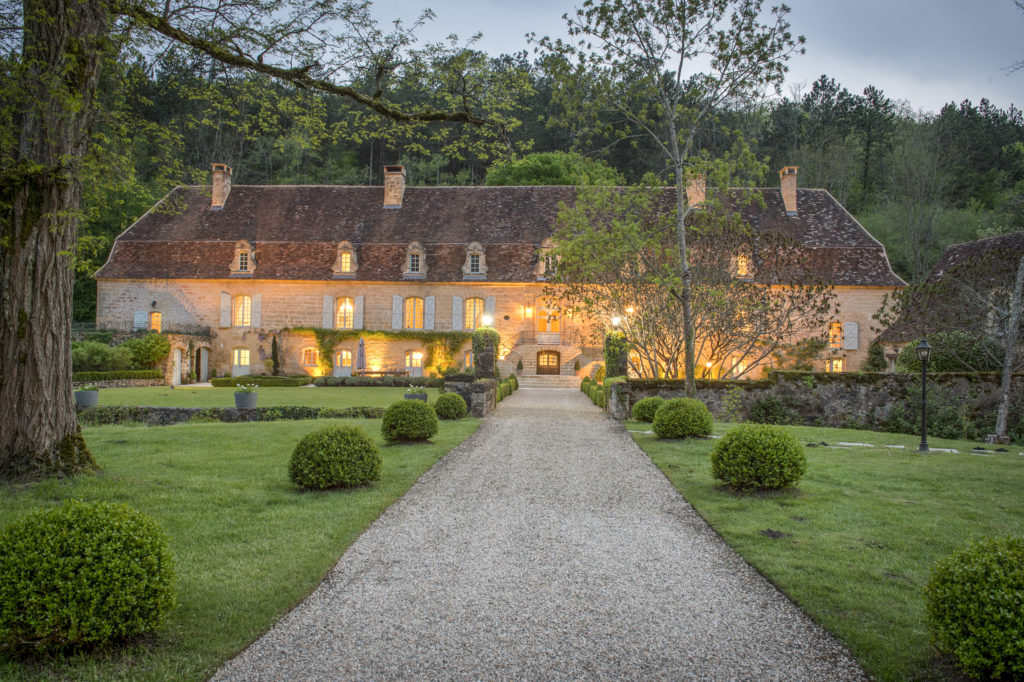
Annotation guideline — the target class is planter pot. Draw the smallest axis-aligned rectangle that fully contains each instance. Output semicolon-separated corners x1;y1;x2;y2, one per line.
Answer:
234;392;258;409
404;393;428;402
74;390;99;408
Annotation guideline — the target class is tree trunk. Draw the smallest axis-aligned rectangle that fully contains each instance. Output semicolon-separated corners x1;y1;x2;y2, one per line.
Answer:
994;252;1024;439
0;0;108;481
672;162;697;398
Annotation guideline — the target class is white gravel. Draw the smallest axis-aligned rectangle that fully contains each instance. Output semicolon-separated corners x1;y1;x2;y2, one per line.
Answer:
212;388;867;681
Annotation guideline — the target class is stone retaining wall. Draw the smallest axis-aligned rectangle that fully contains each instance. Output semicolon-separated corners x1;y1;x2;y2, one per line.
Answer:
73;379;165;389
443;376;497;417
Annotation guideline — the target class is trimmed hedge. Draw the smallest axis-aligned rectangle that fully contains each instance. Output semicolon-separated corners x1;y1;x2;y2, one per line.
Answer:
924;536;1024;679
73;369;164;382
0;501;176;653
434;393;468;419
381;400;439;443
77;404;385;427
710;424;806;490
288;425;381;490
653;398;713;438
631;396;665;422
314;375;444;388
211;376;313;387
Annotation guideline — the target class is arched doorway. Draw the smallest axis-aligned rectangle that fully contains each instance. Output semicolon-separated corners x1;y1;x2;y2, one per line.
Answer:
195;347;209;381
537;351;560;375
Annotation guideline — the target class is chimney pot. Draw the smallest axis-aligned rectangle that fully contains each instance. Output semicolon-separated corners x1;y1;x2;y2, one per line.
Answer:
779;166;798;215
686;174;706;208
383;165;406;208
211;163;232;210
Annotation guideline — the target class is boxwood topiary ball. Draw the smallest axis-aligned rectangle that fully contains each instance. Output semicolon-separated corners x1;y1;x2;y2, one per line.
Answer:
381;400;439;443
710;423;806;490
924;536;1024;679
652;398;713;438
434;392;468;420
631;396;665;422
289;425;382;489
0;500;176;653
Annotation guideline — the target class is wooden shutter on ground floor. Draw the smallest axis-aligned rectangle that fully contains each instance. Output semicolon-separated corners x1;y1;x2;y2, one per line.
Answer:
452;296;463;330
219;292;231;328
354;296;364;329
392;295;403;329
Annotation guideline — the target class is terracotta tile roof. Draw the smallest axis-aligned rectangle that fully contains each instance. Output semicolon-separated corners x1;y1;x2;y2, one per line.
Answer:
96;184;903;287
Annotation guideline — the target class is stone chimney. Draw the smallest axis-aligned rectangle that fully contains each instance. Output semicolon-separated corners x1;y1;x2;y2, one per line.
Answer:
211;163;232;210
686;174;706;208
383;165;406;208
779;166;798;215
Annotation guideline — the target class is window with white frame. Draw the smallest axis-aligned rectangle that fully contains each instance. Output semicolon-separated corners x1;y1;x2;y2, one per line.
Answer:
232;347;250;366
302;348;319;367
332;241;358;277
231;240;255;275
404;242;426;278
826;357;844;373
464;297;484;330
404;297;424;329
233;295;252;327
336;297;355;329
462;242;488;279
406;350;424;368
337;349;352;367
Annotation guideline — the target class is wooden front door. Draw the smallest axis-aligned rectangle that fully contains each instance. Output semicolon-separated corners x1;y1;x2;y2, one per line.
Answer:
537;351;560;375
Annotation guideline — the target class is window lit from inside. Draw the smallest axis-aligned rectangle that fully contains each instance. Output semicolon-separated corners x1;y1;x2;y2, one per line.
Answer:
464;297;484;330
828;321;843;350
233;295;251;327
340;252;352;272
302;348;318;367
336;297;354;329
404;297;424;329
149;311;161;332
338;349;352;367
232;348;249;366
736;254;750;277
827;358;844;373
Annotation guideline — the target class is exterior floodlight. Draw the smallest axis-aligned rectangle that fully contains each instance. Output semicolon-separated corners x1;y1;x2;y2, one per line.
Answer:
481;314;494;326
610;316;621;327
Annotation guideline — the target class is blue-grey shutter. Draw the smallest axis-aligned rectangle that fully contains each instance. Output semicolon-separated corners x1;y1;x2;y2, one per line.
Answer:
133;311;148;331
424;296;435;330
323;295;333;329
354;295;364;329
843;322;859;350
392;295;403;329
251;294;262;328
452;296;463;331
484;296;496;317
220;293;231;328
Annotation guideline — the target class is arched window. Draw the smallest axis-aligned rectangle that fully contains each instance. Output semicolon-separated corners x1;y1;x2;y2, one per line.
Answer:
404;297;424;329
462;242;488;279
337;349;352;368
404;242;427;278
336;297;355;329
332;241;358;277
464;297;484;330
231;240;255;275
233;295;251;327
149;311;162;332
302;348;319;367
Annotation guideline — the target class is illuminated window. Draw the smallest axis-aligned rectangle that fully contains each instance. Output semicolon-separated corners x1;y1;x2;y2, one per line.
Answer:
736;254;751;277
337;349;352;368
233;295;251;327
232;348;249;366
149;311;162;332
302;348;319;367
404;297;424;330
464;350;474;369
340;253;351;272
336;297;354;329
464;297;484;330
332;241;358;277
827;358;844;373
828;322;843;350
406;350;424;368
231;240;255;275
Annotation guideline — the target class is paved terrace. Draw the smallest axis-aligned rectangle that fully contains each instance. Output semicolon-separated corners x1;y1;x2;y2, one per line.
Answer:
214;388;866;681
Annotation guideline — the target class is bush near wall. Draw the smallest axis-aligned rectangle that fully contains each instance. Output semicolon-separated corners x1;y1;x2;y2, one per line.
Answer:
211;376;313;387
73;370;163;382
314;376;444;388
77;405;385;427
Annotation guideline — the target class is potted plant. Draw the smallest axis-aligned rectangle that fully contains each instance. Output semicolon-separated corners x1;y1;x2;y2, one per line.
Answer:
404;385;428;402
234;383;258;408
516;358;524;375
74;384;99;408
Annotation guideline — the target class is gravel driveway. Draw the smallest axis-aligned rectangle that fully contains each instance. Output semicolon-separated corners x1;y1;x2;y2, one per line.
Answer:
212;388;867;681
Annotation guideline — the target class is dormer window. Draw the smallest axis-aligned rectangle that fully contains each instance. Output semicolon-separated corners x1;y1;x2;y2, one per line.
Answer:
536;238;557;279
462;242;488;280
734;254;753;278
332;241;358;278
231;240;255;276
404;242;427;279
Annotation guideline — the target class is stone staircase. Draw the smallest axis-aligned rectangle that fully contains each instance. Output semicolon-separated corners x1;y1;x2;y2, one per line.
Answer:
516;374;584;389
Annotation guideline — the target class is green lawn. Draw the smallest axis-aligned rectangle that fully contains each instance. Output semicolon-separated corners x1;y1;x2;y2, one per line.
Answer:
630;422;1024;682
96;385;424;408
0;416;479;681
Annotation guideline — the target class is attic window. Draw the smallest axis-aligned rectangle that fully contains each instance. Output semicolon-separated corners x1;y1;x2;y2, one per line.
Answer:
332;241;358;278
231;240;255;276
735;254;752;278
462;242;488;280
536;238;557;279
403;242;427;279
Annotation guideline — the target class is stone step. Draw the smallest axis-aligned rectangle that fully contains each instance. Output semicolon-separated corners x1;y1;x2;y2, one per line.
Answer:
516;375;584;389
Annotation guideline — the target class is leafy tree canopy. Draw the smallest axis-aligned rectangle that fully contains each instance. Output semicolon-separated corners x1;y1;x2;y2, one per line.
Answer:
485;151;622;186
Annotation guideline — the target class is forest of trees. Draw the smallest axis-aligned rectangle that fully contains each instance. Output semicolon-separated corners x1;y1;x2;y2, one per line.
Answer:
73;57;1024;320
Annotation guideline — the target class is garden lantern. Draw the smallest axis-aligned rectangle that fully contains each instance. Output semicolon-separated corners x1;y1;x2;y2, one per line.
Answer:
916;339;931;453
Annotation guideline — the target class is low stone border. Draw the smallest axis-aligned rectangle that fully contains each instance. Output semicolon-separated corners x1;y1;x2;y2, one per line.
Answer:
77;405;385;427
73;379;165;389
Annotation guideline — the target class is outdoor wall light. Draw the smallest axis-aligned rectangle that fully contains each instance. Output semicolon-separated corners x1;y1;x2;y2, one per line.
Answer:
916;339;932;453
525;306;533;318
481;314;494;326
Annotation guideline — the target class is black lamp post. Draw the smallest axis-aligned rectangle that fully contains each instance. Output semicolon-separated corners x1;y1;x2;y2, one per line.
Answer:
917;339;932;453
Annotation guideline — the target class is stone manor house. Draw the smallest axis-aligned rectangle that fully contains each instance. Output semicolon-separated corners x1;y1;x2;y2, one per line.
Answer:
94;164;904;384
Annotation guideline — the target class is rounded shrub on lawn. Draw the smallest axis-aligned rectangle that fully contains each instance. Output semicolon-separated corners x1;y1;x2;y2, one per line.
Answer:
710;423;806;490
0;500;176;654
652;398;713;438
631;396;665;422
923;536;1024;679
289;425;382;489
381;399;439;443
434;392;468;420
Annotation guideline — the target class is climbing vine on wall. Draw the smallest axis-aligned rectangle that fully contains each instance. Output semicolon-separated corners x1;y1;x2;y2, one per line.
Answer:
285;328;473;374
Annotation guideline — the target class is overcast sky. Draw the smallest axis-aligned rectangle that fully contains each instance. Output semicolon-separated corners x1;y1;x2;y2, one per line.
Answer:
374;0;1023;115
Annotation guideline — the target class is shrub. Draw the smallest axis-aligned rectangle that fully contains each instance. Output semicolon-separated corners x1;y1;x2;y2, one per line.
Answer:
604;331;630;377
516;358;524;372
288;425;381;490
0;501;176;653
896;331;1003;373
82;330;114;344
120;333;171;369
434;393;468;419
631;396;665;422
653;398;713;438
508;374;518;391
594;391;606;408
923;536;1024;679
71;341;133;372
581;377;592;392
381;400;439;443
747;395;798;425
73;369;163;383
710;424;806;490
862;342;887;372
594;364;606;383
212;376;312;387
